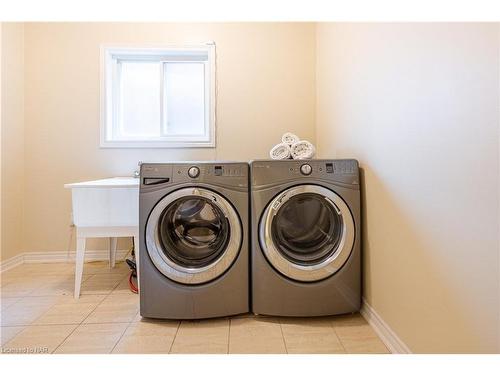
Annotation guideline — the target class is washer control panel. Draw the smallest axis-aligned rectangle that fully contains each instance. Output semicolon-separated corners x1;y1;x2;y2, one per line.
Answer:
175;165;244;178
141;163;248;190
212;165;243;177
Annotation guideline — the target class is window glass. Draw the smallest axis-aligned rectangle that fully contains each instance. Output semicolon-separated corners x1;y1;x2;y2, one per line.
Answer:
119;61;161;137
164;62;206;135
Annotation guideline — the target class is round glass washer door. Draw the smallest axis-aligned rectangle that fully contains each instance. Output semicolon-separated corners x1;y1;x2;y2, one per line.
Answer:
259;185;355;282
146;187;242;285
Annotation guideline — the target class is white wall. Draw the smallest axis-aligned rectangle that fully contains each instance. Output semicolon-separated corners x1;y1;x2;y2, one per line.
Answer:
316;23;499;353
1;23;25;262
22;23;316;253
0;23;2;259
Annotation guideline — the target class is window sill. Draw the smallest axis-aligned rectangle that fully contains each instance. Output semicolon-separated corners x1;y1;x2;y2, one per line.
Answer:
99;140;216;149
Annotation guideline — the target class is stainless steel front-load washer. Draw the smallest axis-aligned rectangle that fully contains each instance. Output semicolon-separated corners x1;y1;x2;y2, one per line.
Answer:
139;162;249;319
250;159;361;317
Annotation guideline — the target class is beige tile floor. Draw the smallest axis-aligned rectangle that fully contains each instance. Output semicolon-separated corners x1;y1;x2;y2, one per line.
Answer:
0;261;389;354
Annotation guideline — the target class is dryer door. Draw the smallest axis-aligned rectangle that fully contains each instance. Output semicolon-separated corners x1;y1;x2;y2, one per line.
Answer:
259;185;355;282
146;187;242;284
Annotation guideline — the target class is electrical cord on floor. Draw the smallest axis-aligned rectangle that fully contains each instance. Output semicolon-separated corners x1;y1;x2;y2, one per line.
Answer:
128;271;139;294
127;237;138;294
127;258;138;294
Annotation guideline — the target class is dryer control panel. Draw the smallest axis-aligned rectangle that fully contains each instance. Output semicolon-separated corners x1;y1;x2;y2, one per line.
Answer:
251;159;359;188
283;160;357;176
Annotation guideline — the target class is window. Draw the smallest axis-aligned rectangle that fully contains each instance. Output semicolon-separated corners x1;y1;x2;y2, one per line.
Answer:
100;44;216;148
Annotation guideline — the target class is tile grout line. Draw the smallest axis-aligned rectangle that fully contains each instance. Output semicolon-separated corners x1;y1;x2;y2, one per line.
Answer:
108;272;131;295
278;318;289;354
3;268;105;353
0;292;33;315
79;275;127;297
1;263;125;297
168;321;181;354
2;269;111;350
110;320;134;354
1;296;63;330
332;314;391;354
330;321;348;354
52;271;115;353
4;320;140;328
50;324;81;354
70;279;113;325
83;295;140;325
2;325;30;348
26;274;93;298
330;320;349;354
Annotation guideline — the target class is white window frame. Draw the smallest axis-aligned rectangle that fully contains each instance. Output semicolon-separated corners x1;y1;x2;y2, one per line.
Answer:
100;44;216;148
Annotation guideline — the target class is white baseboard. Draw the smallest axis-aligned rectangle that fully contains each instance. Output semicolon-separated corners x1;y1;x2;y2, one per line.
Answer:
0;253;25;273
0;249;131;273
23;249;131;263
361;298;412;354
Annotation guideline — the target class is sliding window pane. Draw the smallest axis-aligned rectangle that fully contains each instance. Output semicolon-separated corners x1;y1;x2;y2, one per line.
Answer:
119;61;161;137
164;62;205;136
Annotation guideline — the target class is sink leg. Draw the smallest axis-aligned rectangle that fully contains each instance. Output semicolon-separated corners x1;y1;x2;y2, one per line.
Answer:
109;237;117;268
74;236;86;299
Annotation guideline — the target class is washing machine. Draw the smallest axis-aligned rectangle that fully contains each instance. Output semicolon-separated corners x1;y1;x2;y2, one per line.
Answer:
139;162;249;319
250;159;361;317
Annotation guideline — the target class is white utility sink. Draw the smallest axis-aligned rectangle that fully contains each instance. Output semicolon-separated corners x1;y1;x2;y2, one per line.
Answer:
64;177;140;298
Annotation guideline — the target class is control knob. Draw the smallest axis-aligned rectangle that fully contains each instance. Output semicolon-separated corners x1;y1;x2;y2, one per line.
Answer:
300;164;312;175
188;166;200;178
